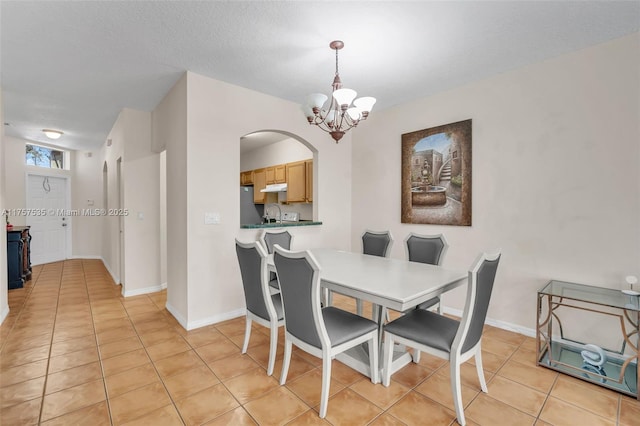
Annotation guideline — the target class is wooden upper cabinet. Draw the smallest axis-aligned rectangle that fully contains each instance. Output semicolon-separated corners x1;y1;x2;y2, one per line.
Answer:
274;164;286;183
240;170;254;185
265;167;276;184
286;161;307;203
305;160;313;202
266;164;286;184
253;168;267;203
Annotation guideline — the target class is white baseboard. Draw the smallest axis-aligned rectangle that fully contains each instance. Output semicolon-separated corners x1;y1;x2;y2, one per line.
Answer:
69;255;102;260
100;258;120;285
186;308;245;331
164;302;244;331
442;306;536;338
122;282;167;298
0;304;10;325
165;302;188;329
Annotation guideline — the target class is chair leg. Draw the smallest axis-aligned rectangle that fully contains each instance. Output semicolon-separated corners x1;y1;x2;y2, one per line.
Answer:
266;322;278;376
436;301;443;315
279;339;292;385
450;358;466;426
368;332;379;384
242;316;252;354
319;356;332;418
356;299;363;316
474;346;488;393
382;333;394;387
413;349;421;364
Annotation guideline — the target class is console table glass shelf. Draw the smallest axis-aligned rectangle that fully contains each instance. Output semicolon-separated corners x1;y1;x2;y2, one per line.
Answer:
537;280;639;399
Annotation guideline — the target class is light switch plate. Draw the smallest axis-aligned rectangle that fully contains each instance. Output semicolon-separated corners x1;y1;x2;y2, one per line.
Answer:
205;212;221;224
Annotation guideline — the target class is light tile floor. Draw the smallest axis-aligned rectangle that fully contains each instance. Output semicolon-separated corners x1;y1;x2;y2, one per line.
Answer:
0;259;638;425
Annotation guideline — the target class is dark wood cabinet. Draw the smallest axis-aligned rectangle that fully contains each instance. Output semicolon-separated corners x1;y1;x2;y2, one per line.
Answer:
7;226;31;289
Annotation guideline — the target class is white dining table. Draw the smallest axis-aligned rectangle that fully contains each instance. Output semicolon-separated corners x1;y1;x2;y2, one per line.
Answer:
267;248;468;379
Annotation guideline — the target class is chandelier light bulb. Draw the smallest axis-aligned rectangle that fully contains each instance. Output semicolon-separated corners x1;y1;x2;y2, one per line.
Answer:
306;93;328;111
353;97;377;114
346;107;361;121
332;88;357;108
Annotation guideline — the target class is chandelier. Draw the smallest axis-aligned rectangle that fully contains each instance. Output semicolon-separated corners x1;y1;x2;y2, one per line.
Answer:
301;40;376;143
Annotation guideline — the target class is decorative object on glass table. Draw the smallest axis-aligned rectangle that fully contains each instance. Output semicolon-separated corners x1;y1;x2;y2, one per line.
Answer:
581;343;607;367
622;275;640;296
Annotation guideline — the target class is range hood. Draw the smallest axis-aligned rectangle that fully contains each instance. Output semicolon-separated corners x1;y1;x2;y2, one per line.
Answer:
260;183;288;193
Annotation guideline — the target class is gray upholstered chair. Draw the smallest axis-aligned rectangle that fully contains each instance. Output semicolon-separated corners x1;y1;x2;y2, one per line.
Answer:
404;232;449;313
355;230;394;316
259;229;293;290
235;239;284;376
274;245;379;418
382;251;501;426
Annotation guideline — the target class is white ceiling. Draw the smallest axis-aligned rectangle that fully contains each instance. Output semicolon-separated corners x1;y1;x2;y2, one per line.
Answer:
2;1;639;151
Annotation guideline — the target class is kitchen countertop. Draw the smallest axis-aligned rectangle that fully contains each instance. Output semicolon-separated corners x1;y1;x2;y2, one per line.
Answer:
240;220;322;229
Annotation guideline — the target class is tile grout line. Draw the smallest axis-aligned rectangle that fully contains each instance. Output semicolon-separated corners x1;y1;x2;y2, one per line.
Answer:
83;258;116;426
37;262;63;425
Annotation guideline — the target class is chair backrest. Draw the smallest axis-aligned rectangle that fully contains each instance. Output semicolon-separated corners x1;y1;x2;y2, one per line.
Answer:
260;229;293;254
454;251;501;354
235;239;277;321
404;233;449;266
273;246;328;350
362;230;393;258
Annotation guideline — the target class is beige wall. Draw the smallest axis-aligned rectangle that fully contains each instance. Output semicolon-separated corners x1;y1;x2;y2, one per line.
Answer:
0;87;8;322
152;74;188;323
152;71;352;329
101;108;162;296
71;150;102;257
351;33;640;333
159;151;167;285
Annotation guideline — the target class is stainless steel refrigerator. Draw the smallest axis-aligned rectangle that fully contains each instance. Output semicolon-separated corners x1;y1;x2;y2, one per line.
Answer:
240;186;264;225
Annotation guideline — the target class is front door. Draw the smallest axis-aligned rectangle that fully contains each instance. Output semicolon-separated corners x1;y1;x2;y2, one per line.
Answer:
26;174;68;265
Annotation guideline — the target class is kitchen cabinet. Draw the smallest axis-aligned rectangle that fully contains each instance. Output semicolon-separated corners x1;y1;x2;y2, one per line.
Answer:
286;161;307;203
240;170;254;185
274;164;286;183
265;164;286;184
265;167;275;184
253;168;267;203
305;160;313;202
243;160;311;204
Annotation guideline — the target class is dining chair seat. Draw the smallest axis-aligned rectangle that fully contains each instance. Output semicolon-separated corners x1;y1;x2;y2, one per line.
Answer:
384;308;458;353
322;307;378;347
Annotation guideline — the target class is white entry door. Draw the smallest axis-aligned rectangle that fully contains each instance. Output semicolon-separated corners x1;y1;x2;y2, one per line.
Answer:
27;174;68;265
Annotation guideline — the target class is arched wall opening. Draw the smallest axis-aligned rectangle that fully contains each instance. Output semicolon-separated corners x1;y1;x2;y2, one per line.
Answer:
239;129;318;225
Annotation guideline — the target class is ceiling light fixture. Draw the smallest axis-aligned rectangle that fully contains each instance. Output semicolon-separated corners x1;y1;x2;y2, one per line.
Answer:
42;129;63;140
301;40;376;143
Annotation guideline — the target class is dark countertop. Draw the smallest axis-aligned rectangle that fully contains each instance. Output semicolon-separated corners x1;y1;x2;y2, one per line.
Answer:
240;221;322;229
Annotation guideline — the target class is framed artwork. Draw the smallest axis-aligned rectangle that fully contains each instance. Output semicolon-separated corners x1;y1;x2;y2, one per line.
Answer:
401;119;472;226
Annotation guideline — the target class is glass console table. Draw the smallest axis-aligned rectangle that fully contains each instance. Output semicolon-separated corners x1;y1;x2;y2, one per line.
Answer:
537;280;639;399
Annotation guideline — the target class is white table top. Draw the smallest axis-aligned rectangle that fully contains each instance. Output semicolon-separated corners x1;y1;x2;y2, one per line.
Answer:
268;248;467;312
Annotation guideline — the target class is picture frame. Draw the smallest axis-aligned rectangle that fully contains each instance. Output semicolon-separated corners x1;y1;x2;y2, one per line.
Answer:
401;119;472;226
